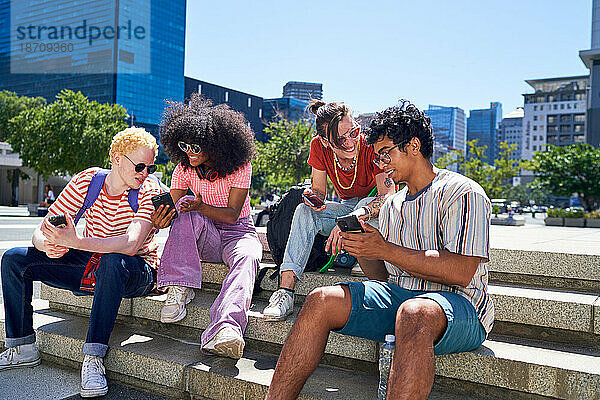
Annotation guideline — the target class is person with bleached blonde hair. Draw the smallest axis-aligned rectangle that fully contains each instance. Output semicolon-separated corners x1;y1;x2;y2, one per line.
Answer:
0;127;163;398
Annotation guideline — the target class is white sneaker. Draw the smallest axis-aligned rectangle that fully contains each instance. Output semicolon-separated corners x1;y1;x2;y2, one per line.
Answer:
80;355;108;398
0;343;40;370
160;285;195;323
351;264;366;277
202;326;245;359
262;288;294;321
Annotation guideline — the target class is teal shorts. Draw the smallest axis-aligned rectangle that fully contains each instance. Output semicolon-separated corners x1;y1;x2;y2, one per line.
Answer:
335;281;486;355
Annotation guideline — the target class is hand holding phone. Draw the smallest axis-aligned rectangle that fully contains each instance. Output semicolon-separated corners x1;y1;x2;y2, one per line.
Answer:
302;189;325;210
151;193;178;229
335;214;365;233
47;214;67;228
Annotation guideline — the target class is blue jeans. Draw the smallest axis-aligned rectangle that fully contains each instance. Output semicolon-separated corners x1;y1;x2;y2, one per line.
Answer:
1;247;155;357
280;197;376;279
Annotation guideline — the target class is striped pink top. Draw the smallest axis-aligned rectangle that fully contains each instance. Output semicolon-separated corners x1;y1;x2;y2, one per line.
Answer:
170;162;252;219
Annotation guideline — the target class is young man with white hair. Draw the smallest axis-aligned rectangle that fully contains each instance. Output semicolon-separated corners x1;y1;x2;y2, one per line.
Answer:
1;127;162;397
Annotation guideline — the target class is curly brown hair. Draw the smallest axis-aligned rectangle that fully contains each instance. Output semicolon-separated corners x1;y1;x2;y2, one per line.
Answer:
160;94;255;177
365;100;434;159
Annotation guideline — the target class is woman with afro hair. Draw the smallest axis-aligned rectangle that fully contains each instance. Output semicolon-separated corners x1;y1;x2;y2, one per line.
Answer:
151;94;262;359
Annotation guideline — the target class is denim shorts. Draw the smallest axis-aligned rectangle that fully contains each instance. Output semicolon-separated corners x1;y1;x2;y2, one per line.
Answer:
335;280;486;355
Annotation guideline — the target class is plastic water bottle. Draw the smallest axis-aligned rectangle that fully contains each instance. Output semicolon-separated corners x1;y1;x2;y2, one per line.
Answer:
378;334;395;400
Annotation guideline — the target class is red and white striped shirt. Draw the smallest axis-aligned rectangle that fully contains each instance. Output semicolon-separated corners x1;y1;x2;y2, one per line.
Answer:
170;162;252;219
47;167;161;268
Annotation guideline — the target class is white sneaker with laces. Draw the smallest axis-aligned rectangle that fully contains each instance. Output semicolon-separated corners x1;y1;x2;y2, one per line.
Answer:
160;285;195;323
80;354;108;398
0;343;40;370
262;288;294;321
202;326;245;359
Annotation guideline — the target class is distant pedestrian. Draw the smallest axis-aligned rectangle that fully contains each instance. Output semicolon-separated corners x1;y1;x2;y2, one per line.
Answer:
38;184;55;208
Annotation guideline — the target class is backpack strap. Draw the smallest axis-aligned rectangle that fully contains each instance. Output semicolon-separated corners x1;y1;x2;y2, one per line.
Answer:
74;169;109;225
75;170;167;226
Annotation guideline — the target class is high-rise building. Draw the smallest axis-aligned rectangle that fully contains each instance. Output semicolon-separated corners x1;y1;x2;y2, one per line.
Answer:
424;105;466;155
521;76;588;161
467;102;502;162
0;0;186;136
497;108;524;163
579;0;600;147
184;77;266;141
282;81;322;102
262;97;310;125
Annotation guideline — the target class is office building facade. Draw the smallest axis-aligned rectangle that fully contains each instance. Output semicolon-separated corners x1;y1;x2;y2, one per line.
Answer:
467;102;503;162
263;97;310;125
0;0;186;135
424;105;466;155
579;0;600;147
282;81;322;102
184;77;266;141
521;76;588;161
497;108;524;163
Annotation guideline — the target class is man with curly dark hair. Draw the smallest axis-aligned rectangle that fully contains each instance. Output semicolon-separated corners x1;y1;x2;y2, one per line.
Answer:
266;101;493;400
151;94;262;359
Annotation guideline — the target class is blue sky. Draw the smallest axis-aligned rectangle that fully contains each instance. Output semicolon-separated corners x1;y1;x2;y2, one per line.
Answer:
184;1;592;118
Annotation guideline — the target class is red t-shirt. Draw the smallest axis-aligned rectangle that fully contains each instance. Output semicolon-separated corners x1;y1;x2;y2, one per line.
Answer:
307;136;384;200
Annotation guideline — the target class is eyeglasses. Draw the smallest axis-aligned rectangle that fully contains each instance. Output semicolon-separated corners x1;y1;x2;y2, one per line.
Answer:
339;123;360;141
372;144;403;168
123;154;157;174
178;141;202;154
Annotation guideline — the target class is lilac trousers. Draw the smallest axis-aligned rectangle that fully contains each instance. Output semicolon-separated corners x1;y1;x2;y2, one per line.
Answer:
158;200;262;346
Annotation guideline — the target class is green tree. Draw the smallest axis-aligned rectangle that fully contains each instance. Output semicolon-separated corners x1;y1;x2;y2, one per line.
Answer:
0;90;46;141
525;143;600;210
436;140;521;198
7;89;127;177
254;119;313;191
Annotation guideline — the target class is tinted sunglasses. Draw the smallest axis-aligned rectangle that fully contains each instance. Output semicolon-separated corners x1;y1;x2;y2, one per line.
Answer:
123;154;157;174
178;141;202;154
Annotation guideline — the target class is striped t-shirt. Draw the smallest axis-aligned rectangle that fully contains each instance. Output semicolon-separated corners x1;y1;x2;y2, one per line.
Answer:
47;167;162;268
379;168;494;333
170;162;252;219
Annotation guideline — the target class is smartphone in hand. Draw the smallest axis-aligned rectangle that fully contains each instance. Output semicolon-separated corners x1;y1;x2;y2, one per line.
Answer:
151;193;178;219
302;192;325;209
336;214;365;233
47;214;67;228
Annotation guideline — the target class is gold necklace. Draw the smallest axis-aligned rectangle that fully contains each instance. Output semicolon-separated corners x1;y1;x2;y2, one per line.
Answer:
332;140;360;190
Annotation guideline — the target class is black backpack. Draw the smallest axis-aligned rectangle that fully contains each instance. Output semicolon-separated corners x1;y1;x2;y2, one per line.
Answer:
254;184;329;294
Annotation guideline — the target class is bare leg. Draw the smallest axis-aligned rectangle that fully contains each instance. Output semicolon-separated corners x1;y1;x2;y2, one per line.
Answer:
388;299;447;400
280;270;296;290
265;285;352;400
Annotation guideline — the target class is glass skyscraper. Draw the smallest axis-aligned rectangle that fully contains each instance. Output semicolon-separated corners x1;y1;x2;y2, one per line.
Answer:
0;0;185;135
424;105;466;153
467;102;503;161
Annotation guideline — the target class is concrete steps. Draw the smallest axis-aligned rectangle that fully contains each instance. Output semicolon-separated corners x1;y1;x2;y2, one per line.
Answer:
37;272;600;399
43;265;600;349
2;298;599;399
3;225;599;399
0;307;486;400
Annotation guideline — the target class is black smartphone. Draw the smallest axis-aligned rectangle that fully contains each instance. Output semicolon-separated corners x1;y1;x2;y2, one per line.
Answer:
302;192;325;208
336;214;365;233
151;193;178;219
48;214;67;228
